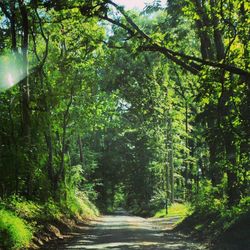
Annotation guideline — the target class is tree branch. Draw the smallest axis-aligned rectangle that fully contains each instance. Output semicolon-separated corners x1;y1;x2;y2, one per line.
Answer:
101;0;250;77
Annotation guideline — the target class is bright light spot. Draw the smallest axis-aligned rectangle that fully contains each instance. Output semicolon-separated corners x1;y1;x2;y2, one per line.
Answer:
7;73;14;87
0;53;27;91
114;0;164;10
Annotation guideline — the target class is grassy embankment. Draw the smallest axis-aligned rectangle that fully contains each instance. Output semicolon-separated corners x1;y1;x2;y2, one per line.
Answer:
175;197;250;249
154;199;250;249
0;193;99;249
154;202;190;222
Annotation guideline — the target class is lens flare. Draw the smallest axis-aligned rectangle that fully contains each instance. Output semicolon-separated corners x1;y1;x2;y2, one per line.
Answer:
0;52;27;91
7;73;14;87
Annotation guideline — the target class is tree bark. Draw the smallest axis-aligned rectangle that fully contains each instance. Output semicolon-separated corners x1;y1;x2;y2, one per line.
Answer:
165;119;170;214
210;0;225;60
169;118;174;203
18;0;32;196
78;135;84;165
224;133;240;206
185;102;189;191
44;130;56;189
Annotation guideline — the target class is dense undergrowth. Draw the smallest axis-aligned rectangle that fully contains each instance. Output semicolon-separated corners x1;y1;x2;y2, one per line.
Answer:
176;201;250;249
151;182;250;249
0;193;99;249
175;182;250;249
0;209;32;250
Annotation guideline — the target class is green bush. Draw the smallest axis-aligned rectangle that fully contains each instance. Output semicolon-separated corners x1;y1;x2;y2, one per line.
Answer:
192;180;226;214
150;189;167;211
0;192;98;250
62;191;99;218
186;187;250;242
7;195;42;220
43;198;62;220
78;193;99;217
0;209;32;249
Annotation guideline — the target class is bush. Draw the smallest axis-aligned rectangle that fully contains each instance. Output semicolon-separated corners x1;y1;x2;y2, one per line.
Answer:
43;198;62;220
183;187;250;243
0;193;99;249
7;195;42;220
192;180;226;215
150;189;167;212
62;191;99;218
0;209;32;249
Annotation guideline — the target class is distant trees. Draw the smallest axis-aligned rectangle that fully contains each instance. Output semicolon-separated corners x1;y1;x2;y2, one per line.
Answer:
80;0;250;209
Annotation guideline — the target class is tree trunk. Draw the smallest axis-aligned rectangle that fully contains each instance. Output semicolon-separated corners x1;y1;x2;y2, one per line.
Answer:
7;96;19;193
169;118;174;203
18;0;32;196
193;0;214;60
78;135;84;165
57;87;74;200
210;0;225;60
165;119;170;214
185;102;188;191
44;130;57;192
224;133;240;206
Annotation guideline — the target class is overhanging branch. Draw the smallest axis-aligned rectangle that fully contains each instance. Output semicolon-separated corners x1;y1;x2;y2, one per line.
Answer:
100;0;250;78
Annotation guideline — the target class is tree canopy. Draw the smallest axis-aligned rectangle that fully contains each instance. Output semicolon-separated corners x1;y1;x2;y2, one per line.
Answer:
0;1;249;247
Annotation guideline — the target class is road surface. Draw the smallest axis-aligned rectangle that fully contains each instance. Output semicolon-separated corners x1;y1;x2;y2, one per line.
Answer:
45;211;206;249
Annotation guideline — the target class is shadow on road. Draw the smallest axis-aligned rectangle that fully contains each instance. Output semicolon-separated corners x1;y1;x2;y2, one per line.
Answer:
43;211;206;250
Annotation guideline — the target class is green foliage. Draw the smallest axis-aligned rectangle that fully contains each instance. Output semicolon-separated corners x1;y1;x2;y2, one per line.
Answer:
182;196;250;247
62;192;99;218
150;189;167;211
6;196;42;220
154;203;190;218
192;180;227;214
188;181;250;242
75;192;99;217
0;2;249;248
0;209;33;249
0;193;99;249
113;184;126;209
43;199;63;220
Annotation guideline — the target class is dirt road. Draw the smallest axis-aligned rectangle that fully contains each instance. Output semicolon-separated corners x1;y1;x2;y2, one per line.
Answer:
45;211;206;249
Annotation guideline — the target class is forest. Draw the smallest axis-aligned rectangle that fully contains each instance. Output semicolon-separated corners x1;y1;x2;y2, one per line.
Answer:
0;0;249;249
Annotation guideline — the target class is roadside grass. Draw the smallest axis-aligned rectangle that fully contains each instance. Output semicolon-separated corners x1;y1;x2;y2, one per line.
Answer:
0;209;33;249
0;193;99;249
175;197;250;249
63;192;99;219
154;203;191;219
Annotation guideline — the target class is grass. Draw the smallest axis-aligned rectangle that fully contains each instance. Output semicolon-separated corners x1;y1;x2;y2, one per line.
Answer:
0;209;33;249
63;192;99;218
0;192;99;249
175;197;250;249
154;203;190;218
